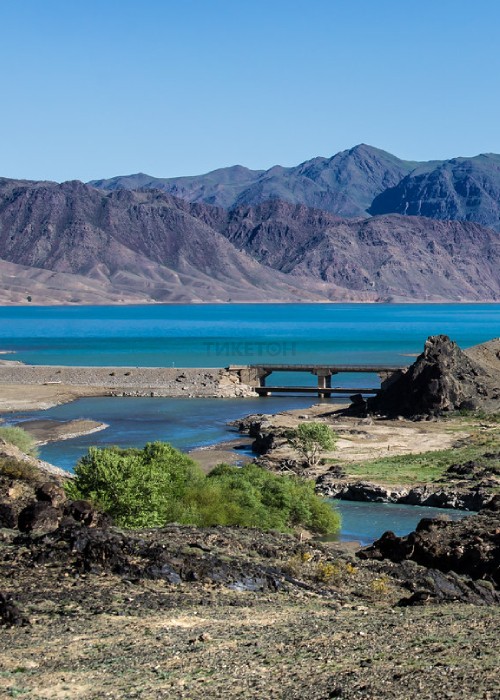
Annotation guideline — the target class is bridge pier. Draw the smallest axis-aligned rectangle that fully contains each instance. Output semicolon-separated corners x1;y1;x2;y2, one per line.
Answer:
314;369;337;398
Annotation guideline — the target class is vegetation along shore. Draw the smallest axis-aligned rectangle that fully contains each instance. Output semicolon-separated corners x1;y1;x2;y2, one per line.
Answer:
0;334;499;698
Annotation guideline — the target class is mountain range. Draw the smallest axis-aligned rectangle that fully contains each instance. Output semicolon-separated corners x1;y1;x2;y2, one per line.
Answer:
91;144;500;231
1;144;500;304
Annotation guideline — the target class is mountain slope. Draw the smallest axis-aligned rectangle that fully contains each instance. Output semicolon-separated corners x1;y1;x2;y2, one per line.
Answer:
90;145;419;217
369;153;500;230
212;200;500;301
0;179;499;304
0;179;334;303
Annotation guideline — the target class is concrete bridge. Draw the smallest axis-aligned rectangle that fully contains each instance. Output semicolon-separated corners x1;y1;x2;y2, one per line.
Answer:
227;364;407;398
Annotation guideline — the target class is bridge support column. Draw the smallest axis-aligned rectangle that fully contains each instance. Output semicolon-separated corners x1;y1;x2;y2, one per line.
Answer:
315;370;333;398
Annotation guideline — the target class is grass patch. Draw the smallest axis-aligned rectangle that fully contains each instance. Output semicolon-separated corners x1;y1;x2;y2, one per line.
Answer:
0;426;38;457
340;429;500;486
0;456;40;482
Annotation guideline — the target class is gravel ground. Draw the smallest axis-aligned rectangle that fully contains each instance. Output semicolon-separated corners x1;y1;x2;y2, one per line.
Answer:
0;365;256;411
1;525;499;700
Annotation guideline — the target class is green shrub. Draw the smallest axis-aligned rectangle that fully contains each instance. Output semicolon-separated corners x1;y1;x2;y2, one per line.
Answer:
183;463;340;534
0;426;38;457
66;442;204;528
0;456;39;482
67;443;341;535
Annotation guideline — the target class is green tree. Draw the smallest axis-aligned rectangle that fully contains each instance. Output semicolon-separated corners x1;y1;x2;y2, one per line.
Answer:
66;442;204;528
287;422;337;468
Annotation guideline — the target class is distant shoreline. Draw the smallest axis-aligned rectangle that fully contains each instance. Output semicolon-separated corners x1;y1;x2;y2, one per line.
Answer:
0;364;257;412
2;300;500;307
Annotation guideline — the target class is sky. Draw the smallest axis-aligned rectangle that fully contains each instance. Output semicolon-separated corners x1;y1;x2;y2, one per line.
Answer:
1;0;500;182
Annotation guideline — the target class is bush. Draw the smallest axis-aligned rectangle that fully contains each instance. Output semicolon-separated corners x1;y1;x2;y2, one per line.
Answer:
67;443;341;535
0;456;39;482
0;426;38;457
66;442;204;528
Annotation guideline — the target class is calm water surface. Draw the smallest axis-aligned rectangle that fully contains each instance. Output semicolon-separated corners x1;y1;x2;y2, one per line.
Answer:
1;303;499;366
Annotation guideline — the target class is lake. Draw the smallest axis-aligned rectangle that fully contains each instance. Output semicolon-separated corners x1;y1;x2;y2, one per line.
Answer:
1;303;499;367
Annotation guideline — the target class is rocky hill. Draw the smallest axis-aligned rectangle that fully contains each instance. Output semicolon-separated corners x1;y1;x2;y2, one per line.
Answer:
1;179;500;303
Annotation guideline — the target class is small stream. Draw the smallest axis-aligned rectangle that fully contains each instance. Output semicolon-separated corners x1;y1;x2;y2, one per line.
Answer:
4;395;475;545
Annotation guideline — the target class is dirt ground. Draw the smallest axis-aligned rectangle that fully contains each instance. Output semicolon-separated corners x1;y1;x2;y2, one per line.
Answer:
1;525;499;700
246;403;470;467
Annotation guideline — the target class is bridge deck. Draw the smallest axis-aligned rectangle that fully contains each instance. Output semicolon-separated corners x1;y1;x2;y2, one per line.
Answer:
231;364;405;373
255;386;379;395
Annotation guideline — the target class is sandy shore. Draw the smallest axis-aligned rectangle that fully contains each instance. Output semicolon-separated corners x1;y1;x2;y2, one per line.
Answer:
0;364;256;411
16;419;109;445
188;438;254;473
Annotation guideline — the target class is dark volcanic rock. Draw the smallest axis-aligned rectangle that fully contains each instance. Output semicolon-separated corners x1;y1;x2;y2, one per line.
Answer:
18;501;61;533
0;592;29;627
369;335;495;417
317;477;494;511
0;502;18;529
359;506;500;590
19;524;287;592
36;481;67;507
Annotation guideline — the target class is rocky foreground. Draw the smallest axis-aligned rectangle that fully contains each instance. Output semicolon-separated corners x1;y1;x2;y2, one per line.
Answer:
0;437;499;699
0;333;499;697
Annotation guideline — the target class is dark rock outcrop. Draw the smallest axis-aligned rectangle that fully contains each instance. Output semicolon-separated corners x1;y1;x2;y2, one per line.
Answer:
0;592;29;627
316;477;494;511
369;335;498;417
18;501;61;533
359;498;500;590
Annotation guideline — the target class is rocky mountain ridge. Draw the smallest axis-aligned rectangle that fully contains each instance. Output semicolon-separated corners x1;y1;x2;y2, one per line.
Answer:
1;178;499;303
91;144;418;218
90;144;500;230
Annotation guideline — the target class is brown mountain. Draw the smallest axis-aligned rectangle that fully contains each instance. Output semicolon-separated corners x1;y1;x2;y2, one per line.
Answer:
0;179;338;304
210;200;500;301
0;179;499;304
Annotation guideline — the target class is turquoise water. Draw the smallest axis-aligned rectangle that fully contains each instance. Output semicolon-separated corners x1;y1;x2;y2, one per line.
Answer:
1;303;499;367
8;395;328;472
331;501;473;545
5;394;476;544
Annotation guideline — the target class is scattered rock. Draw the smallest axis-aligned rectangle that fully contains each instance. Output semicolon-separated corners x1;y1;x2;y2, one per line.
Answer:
0;592;29;627
359;507;500;588
36;481;67;507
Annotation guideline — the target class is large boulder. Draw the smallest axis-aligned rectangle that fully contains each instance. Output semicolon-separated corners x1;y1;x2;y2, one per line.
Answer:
369;335;496;417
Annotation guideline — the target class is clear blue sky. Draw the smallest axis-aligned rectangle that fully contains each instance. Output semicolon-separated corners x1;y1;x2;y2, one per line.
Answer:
1;0;499;182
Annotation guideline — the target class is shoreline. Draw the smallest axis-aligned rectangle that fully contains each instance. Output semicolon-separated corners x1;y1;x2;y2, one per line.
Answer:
0;364;257;412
